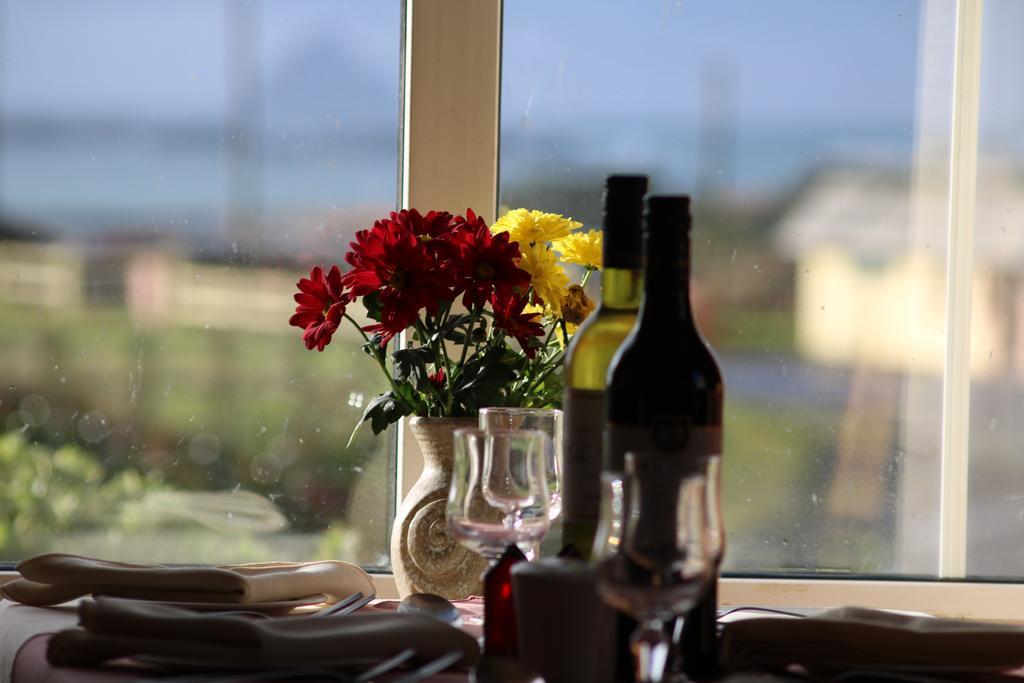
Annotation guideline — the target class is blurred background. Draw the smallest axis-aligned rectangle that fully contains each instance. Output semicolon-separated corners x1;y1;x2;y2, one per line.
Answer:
2;0;1023;578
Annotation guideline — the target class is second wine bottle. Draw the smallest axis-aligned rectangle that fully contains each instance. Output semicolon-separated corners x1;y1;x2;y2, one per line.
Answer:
605;194;724;680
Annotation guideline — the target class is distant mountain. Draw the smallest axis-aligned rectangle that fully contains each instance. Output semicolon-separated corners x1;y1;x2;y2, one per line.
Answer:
258;35;399;134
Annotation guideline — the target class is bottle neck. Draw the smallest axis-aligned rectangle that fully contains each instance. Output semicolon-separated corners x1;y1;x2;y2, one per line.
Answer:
637;237;693;328
600;267;643;310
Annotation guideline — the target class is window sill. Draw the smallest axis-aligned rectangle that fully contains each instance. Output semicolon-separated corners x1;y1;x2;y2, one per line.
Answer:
5;570;1022;622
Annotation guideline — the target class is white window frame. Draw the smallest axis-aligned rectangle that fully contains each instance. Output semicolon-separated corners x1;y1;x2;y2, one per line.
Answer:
367;0;1018;615
0;0;989;614
372;0;502;598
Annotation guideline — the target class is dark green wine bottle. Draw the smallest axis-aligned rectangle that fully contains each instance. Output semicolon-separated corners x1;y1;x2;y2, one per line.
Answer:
561;174;648;560
605;195;724;679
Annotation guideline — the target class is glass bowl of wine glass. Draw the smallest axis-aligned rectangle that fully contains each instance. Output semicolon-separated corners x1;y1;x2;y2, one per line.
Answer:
478;407;563;521
594;452;713;683
447;427;552;563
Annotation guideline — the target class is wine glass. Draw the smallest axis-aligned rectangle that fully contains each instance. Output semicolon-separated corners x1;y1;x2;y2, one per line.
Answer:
670;455;725;677
594;453;712;683
478;407;563;520
447;428;551;562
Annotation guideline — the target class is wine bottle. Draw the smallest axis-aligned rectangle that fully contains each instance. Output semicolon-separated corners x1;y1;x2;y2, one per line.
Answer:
605;195;724;680
561;174;648;560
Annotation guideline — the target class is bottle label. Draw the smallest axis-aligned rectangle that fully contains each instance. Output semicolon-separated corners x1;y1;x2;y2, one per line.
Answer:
563;387;607;525
606;422;721;473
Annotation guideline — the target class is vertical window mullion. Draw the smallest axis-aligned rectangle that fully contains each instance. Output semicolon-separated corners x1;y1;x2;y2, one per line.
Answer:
940;0;984;579
397;0;502;500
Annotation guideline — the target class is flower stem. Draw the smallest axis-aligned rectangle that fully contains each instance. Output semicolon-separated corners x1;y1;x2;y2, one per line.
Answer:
457;308;480;369
343;313;414;412
414;319;447;410
581;267;594;288
449;306;480;413
521;358;563;405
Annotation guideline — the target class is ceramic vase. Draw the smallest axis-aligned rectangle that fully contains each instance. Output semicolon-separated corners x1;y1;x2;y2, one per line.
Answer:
389;416;487;598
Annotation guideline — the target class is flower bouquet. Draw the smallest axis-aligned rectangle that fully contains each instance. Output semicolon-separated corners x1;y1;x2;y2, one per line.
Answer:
288;207;601;438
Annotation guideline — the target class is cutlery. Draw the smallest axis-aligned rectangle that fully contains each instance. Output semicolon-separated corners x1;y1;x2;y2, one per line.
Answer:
196;591;367;620
391;650;463;683
352;648;417;683
312;591;373;617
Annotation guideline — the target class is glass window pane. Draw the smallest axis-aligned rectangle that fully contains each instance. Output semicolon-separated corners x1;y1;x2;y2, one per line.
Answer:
501;0;953;576
967;0;1024;579
0;0;401;568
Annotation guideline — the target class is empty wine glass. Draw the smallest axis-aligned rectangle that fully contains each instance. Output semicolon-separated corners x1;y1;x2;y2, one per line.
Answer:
447;428;551;562
595;453;712;683
671;455;725;678
478;407;563;520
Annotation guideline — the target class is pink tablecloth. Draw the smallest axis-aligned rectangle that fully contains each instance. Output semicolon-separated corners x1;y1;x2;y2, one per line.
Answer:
10;599;484;683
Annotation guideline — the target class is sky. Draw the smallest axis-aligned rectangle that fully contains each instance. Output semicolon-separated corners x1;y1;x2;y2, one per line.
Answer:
2;0;1022;210
1;0;922;126
502;0;921;128
0;0;401;121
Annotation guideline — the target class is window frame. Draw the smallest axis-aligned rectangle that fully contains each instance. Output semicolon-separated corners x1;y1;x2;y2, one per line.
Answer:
0;0;1003;614
372;0;1013;613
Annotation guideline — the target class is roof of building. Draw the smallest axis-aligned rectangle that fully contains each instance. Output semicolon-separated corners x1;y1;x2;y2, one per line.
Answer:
774;161;1024;268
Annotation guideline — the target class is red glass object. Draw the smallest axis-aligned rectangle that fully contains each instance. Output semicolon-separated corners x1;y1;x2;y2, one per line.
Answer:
483;544;528;656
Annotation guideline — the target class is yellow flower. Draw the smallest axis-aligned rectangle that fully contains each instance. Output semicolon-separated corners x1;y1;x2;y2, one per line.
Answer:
523;302;546;317
553;229;603;270
518;243;570;315
491;208;582;246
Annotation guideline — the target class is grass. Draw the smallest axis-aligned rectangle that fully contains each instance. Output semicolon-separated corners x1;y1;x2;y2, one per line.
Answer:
0;302;394;562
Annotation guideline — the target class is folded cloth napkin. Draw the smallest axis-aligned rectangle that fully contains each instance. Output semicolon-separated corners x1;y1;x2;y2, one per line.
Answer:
0;553;375;607
46;596;481;669
722;606;1024;675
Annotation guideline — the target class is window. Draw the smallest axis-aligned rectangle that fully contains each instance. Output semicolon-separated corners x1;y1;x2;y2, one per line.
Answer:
499;0;1007;580
0;0;401;569
967;0;1024;579
2;0;1019;607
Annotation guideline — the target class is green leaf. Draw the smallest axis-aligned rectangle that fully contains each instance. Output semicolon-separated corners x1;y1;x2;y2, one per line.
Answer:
440;314;470;333
362;291;383;321
453;344;518;411
357;391;412;436
431;314;471;344
392;347;433;391
359;393;394;435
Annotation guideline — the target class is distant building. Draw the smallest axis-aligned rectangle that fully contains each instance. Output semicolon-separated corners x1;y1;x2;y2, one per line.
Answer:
0;233;299;334
775;164;1024;380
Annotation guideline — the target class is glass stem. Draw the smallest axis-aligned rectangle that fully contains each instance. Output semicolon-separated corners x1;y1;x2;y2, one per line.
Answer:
631;620;670;683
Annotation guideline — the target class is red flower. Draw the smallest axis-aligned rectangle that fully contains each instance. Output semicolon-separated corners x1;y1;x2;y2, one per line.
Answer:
427;367;446;392
491;292;544;358
289;265;349;351
361;306;421;346
451;214;531;309
371;209;461;264
342;221;452;344
386;208;456;239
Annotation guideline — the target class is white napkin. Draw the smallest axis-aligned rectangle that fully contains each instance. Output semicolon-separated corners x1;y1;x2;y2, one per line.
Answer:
722;606;1024;674
46;596;481;670
0;553;375;606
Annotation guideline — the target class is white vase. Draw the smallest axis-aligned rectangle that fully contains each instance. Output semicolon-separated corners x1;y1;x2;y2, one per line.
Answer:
389;416;487;599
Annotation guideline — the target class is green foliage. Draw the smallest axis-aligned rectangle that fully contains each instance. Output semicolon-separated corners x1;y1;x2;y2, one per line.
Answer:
0;301;390;537
0;431;161;558
392;347;434;392
451;342;521;413
359;391;413;435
